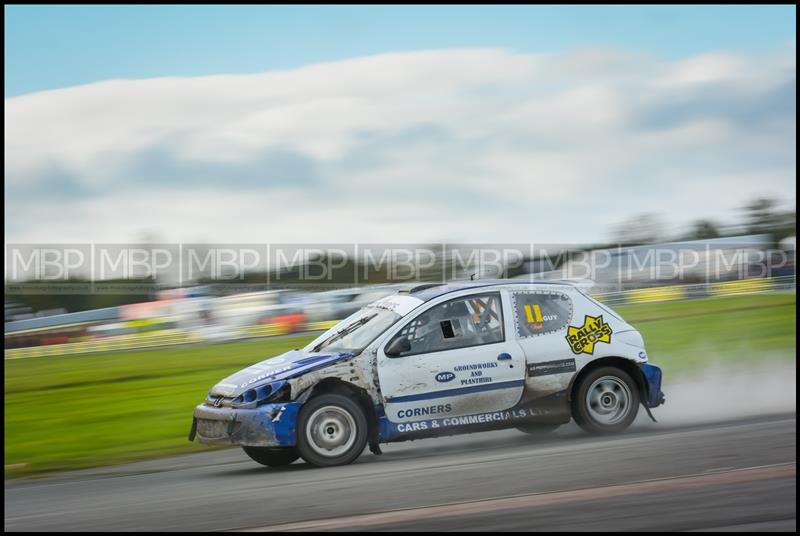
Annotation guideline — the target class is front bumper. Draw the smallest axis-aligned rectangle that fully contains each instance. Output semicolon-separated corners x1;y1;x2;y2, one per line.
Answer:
641;363;665;408
189;402;301;447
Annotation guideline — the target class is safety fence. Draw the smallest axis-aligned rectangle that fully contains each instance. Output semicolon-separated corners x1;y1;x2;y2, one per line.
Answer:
591;275;795;306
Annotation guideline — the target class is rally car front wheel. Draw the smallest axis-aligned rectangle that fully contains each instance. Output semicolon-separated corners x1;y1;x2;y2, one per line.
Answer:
572;366;640;434
242;446;300;467
296;393;368;467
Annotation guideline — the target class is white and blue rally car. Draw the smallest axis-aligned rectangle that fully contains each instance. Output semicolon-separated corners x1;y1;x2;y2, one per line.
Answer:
190;280;665;467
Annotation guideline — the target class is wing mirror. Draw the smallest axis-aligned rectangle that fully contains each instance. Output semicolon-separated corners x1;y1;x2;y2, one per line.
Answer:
385;336;411;357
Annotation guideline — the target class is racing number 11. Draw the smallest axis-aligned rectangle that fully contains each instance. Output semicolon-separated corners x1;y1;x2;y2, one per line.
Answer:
524;304;543;323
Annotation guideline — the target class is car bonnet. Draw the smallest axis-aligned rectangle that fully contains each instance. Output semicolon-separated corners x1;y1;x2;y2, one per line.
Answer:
210;349;354;397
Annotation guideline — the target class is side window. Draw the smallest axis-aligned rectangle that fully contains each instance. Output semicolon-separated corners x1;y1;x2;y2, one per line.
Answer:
388;293;504;356
512;291;572;338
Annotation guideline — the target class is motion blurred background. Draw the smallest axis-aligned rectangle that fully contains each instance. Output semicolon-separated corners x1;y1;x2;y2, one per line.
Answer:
3;5;796;519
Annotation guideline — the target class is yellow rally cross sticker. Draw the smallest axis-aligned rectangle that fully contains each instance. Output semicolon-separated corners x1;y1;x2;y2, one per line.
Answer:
565;314;613;355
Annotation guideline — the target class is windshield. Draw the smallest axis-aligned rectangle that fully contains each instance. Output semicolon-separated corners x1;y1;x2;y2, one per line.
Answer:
306;307;403;354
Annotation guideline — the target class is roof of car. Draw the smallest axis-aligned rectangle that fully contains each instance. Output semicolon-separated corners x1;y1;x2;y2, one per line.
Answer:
402;279;576;301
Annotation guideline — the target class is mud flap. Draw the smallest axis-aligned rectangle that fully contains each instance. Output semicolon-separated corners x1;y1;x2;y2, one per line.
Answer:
640;363;665;409
369;439;383;455
368;411;383;455
188;417;197;442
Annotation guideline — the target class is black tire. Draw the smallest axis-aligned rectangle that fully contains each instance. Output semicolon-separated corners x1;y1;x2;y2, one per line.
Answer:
296;393;368;467
516;423;561;436
242;446;300;467
572;366;640;434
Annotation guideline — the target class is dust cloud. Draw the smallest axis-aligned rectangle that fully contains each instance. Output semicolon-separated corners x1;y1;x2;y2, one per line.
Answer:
637;355;796;427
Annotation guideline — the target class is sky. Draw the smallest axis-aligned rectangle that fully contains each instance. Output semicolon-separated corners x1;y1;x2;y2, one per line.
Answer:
4;5;797;245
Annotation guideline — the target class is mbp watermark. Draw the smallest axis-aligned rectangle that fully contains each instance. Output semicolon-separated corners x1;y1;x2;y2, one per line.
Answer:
359;245;441;282
7;245;90;281
4;240;795;295
95;245;176;280
181;245;267;282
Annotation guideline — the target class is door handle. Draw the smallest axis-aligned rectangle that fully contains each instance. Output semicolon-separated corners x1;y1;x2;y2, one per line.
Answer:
497;352;512;361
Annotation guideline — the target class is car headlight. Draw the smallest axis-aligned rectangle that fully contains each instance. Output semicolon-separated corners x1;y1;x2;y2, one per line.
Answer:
231;380;288;407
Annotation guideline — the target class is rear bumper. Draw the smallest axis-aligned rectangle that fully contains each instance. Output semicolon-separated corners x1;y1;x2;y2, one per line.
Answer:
190;402;301;447
640;363;665;408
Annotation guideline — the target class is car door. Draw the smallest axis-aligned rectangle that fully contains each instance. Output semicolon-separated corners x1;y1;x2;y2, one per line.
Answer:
510;288;579;398
377;290;525;423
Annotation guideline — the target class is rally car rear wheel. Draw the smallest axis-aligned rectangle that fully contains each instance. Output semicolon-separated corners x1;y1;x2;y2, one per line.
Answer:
573;366;639;434
297;393;368;467
242;446;300;467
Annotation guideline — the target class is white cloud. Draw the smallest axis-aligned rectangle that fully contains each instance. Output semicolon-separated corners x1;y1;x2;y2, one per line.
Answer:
4;46;796;245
